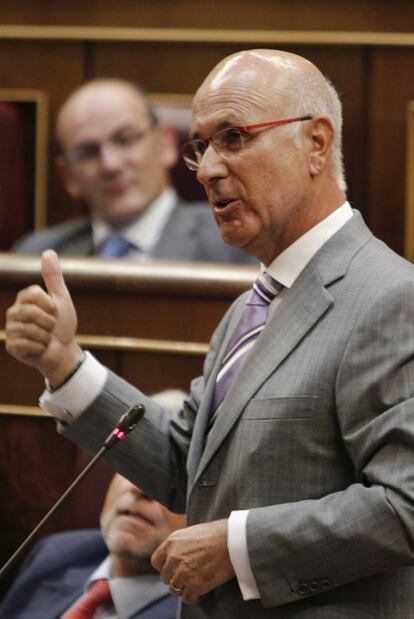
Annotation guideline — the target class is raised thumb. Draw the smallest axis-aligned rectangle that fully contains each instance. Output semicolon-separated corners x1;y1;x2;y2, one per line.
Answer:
41;249;70;298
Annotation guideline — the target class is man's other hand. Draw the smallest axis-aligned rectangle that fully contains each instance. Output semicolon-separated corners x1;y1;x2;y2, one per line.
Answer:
151;519;235;604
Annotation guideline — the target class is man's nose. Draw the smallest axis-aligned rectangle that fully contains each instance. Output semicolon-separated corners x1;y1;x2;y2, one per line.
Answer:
100;141;123;170
196;143;228;186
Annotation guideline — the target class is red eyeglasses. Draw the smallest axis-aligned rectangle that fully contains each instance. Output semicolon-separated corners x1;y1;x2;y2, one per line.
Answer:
182;115;313;171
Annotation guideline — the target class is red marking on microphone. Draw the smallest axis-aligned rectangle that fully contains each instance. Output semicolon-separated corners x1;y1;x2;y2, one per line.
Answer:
112;428;126;440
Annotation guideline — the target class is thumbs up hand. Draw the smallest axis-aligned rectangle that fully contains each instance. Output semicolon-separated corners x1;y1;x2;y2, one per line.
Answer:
5;250;84;387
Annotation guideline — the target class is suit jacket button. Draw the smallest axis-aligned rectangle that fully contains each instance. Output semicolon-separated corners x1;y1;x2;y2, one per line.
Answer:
320;578;331;589
297;584;309;596
198;478;215;487
309;581;320;592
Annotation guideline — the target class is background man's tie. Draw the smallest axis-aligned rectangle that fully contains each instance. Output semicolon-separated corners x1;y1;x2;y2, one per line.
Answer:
211;271;283;415
62;579;113;619
97;234;136;258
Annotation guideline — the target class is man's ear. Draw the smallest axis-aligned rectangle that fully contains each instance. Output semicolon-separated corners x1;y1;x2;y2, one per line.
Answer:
307;117;335;177
55;154;82;199
154;124;179;170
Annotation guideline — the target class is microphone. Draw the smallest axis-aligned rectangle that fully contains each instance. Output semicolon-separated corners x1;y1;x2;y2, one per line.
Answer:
0;403;145;581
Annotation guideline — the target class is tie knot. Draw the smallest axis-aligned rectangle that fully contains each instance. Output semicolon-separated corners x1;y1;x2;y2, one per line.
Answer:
62;578;112;619
249;271;283;306
97;235;135;258
88;579;111;601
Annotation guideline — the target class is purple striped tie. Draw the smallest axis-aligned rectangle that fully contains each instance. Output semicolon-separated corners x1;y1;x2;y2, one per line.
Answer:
211;272;283;415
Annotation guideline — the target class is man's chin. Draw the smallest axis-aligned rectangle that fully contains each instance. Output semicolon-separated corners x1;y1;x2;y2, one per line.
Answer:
219;227;255;254
113;547;152;566
99;200;149;227
107;531;159;562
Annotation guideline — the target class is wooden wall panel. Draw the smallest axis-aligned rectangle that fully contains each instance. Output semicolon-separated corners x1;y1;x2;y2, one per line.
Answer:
120;350;204;395
71;286;231;342
0;348;44;405
0;0;413;32
0;415;79;596
0;40;87;230
368;47;414;255
88;42;226;94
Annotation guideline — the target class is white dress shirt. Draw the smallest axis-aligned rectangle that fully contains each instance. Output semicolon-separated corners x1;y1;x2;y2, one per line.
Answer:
40;202;353;599
92;188;177;258
64;556;171;619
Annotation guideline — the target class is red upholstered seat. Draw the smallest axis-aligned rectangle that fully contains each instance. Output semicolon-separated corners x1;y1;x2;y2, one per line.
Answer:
0;102;27;249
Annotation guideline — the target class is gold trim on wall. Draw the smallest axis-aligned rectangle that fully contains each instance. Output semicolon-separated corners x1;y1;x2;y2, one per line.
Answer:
405;101;414;261
77;334;209;356
0;25;414;47
0;331;209;356
0;404;50;418
0;253;257;296
0;89;48;230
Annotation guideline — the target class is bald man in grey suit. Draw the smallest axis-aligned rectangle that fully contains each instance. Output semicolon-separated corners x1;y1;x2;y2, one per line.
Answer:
6;50;414;617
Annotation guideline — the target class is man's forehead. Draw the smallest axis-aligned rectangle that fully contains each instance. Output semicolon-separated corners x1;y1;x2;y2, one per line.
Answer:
191;80;287;135
73;90;145;123
59;96;149;150
193;54;290;110
196;49;294;93
59;86;148;134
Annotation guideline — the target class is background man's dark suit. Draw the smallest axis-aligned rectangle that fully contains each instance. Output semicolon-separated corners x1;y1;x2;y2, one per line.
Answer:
0;530;177;619
12;202;256;265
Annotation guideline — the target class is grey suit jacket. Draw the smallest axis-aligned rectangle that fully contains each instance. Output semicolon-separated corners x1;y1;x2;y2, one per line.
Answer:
62;212;414;618
12;201;256;266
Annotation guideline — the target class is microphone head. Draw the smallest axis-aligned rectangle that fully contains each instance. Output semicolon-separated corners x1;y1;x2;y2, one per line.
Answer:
103;404;146;448
116;404;146;433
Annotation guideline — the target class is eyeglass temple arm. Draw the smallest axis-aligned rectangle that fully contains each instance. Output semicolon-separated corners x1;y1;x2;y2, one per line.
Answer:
239;115;313;132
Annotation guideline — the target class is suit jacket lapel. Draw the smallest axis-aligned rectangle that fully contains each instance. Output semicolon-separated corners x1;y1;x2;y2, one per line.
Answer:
60;220;94;256
30;577;83;619
66;235;94;256
190;210;373;488
150;202;198;260
192;265;333;485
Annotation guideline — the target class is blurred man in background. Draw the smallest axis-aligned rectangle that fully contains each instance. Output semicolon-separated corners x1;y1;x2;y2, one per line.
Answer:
0;473;186;619
12;78;255;265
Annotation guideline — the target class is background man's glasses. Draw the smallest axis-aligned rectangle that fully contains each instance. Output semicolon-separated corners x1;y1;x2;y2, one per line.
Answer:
182;115;313;171
66;126;153;166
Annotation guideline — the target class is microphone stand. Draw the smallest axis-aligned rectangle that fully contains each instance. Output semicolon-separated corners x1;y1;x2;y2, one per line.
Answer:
0;404;145;581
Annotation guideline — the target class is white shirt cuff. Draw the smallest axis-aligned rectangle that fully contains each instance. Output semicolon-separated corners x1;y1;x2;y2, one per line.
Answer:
228;510;260;600
39;351;108;423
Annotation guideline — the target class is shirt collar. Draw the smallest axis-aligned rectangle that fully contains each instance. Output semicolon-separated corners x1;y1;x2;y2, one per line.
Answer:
266;202;353;288
92;187;177;254
87;557;171;619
